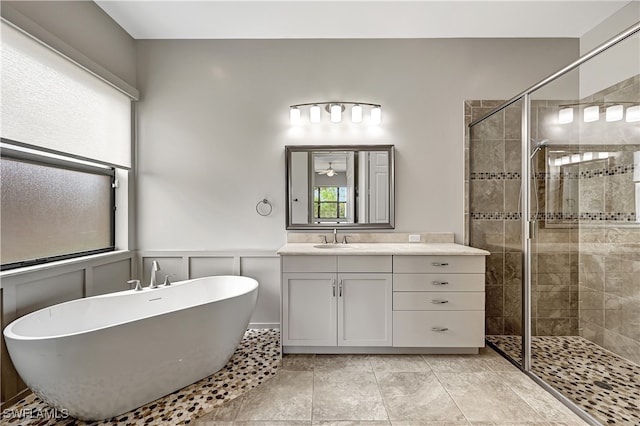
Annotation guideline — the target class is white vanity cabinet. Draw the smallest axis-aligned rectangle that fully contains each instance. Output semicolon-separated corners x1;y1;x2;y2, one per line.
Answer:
392;255;485;347
281;255;393;348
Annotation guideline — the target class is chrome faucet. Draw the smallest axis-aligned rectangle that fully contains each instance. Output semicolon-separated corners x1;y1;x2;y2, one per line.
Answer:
332;228;338;244
163;274;175;286
149;260;161;289
128;279;143;291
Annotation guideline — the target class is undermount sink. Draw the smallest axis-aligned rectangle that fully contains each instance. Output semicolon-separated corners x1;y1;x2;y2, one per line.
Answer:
313;244;353;249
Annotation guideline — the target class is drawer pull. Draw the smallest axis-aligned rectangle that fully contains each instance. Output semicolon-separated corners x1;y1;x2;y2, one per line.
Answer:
332;279;336;297
432;327;449;332
431;262;449;267
431;299;449;304
431;281;449;286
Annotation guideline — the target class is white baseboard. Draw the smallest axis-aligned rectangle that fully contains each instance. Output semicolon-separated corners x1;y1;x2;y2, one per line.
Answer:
249;322;280;329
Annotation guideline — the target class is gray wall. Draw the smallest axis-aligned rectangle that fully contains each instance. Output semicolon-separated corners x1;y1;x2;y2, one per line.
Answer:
2;0;137;87
578;1;640;98
136;38;578;250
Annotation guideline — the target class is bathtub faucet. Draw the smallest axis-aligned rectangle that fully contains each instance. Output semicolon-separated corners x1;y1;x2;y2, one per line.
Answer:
149;260;161;289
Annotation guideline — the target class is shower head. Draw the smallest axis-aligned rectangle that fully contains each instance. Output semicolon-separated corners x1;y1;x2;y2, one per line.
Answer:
530;139;550;159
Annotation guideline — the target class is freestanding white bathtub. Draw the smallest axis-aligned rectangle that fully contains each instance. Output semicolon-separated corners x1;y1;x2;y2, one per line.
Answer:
3;275;258;421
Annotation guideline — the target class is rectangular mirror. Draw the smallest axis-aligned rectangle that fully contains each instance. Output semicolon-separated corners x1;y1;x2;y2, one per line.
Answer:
286;145;395;230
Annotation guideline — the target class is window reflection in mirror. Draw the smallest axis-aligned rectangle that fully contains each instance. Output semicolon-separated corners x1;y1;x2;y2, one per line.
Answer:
286;145;394;229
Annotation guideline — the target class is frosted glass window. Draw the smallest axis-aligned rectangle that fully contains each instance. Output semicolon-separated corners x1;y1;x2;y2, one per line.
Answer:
1;156;114;269
0;22;131;168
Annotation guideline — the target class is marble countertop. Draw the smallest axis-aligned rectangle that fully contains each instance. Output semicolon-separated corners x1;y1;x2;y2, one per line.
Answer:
276;243;489;256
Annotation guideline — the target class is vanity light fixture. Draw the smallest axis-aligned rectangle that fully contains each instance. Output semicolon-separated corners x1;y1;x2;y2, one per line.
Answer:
289;102;382;125
558;107;574;124
558;101;637;125
330;104;342;123
627;105;640;122
309;104;321;123
584;105;600;123
289;107;301;125
371;106;382;125
351;104;363;123
605;105;624;122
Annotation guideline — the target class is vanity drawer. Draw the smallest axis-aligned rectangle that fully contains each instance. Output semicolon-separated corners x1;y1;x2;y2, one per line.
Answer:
338;255;392;273
393;273;484;292
393;256;484;274
282;255;337;272
393;292;484;311
393;311;484;347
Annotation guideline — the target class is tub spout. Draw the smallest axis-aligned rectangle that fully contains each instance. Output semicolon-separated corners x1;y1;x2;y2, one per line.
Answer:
149;261;161;289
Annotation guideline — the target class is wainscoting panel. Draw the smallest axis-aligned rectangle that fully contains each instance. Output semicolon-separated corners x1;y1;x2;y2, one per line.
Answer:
0;251;136;405
139;251;281;329
15;270;84;318
92;258;132;296
189;256;235;278
240;256;281;329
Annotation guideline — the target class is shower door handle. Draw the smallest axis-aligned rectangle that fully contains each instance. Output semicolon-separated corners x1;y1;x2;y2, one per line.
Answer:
529;220;537;239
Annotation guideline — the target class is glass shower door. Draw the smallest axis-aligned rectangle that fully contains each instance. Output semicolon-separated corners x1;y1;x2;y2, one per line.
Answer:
527;31;640;424
468;97;525;368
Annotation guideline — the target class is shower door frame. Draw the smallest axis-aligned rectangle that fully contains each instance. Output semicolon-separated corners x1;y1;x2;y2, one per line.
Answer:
468;20;640;426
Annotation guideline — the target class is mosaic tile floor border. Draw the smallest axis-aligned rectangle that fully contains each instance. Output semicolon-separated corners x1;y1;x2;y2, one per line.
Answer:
487;335;640;425
2;329;281;426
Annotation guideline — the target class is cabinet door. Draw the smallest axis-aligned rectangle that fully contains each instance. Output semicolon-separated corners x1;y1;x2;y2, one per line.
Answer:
282;273;337;346
337;273;392;347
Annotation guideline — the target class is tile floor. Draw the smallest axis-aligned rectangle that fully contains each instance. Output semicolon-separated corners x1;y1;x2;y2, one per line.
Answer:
195;347;589;426
487;335;640;425
4;329;281;425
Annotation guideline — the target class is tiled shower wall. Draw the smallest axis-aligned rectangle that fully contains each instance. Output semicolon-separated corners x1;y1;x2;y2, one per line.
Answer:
576;75;640;364
466;74;640;364
466;100;579;337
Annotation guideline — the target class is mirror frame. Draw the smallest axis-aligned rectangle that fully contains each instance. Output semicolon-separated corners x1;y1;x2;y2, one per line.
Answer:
285;145;395;230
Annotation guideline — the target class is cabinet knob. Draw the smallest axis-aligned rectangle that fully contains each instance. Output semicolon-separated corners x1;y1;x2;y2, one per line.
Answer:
431;327;449;332
431;281;449;286
431;299;449;304
431;262;449;267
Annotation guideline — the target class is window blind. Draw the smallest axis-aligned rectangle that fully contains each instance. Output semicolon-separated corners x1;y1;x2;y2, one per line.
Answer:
0;22;132;168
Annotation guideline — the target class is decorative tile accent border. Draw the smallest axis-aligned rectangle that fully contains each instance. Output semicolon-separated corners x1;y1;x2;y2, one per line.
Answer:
470;172;521;180
487;335;640;425
470;212;637;222
534;164;635;180
470;212;522;220
1;329;281;426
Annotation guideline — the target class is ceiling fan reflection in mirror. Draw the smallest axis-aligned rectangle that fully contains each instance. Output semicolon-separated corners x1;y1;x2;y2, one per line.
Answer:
318;162;339;177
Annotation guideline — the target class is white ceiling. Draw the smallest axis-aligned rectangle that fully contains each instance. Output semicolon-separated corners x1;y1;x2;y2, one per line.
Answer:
95;0;634;40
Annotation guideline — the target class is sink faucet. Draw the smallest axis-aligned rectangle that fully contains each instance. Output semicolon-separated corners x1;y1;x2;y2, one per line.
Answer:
149;260;161;289
332;228;338;244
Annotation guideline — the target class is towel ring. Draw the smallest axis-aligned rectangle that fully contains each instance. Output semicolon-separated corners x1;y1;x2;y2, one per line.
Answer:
256;199;273;216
